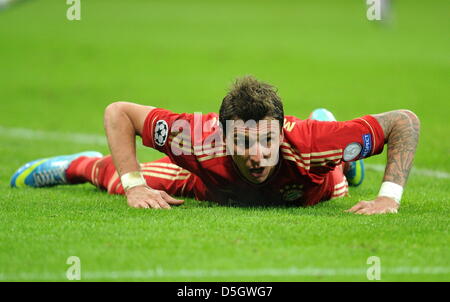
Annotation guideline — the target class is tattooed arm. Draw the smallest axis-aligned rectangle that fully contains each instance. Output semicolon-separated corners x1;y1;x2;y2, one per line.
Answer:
374;110;421;186
346;110;420;215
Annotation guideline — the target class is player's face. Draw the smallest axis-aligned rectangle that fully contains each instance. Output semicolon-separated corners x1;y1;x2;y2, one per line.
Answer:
229;118;282;184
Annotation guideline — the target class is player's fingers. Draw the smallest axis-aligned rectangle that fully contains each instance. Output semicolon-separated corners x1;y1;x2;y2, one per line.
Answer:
349;201;368;212
145;199;161;209
378;207;398;214
160;191;184;205
134;202;149;209
355;207;371;215
129;200;144;208
345;201;367;213
372;206;399;215
166;198;184;205
156;197;171;209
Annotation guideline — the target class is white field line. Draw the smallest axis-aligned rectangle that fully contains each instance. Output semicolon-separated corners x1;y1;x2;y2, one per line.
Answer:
1;125;449;179
364;163;450;179
0;125;107;146
0;266;449;281
0;125;145;149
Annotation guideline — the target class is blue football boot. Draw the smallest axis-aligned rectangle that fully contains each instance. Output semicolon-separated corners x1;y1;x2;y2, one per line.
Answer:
10;151;103;188
309;108;365;187
344;160;365;187
309;108;338;122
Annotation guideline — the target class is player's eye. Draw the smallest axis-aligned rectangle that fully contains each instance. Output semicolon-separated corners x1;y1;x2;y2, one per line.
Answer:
259;135;272;145
235;135;251;149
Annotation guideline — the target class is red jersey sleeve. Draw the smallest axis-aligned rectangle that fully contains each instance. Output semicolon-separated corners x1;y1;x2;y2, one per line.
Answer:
282;114;385;179
141;108;222;174
307;115;385;161
142;108;191;149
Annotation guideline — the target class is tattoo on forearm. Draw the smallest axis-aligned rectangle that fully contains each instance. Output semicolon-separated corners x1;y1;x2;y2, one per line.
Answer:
373;110;420;187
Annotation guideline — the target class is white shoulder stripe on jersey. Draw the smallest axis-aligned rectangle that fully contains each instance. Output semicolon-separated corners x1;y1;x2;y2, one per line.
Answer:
280;142;342;158
141;171;190;181
141;162;183;169
141;167;190;176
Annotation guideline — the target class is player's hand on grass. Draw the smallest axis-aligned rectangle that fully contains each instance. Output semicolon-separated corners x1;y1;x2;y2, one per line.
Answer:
125;186;184;209
345;196;399;215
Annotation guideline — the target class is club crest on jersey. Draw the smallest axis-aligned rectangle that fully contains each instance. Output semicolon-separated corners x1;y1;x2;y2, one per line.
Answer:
280;184;303;202
343;142;362;161
154;120;169;146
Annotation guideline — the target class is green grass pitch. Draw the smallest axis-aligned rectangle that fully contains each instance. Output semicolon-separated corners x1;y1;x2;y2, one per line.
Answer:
0;0;449;281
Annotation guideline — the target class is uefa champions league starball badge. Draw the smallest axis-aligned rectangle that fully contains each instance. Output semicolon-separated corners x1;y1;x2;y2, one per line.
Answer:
154;120;169;146
343;142;362;161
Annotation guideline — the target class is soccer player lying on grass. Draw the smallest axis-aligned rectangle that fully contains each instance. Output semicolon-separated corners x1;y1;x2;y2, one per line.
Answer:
10;76;420;215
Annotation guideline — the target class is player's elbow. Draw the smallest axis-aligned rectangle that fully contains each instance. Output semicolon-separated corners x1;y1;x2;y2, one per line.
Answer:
104;102;154;136
399;109;420;133
105;101;130;114
104;102;129;130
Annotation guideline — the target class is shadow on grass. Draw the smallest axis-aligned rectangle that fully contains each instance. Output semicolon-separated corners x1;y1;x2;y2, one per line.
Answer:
181;197;354;218
11;183;358;217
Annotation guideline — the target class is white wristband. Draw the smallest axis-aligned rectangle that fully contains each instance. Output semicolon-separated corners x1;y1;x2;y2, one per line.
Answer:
120;171;147;191
378;181;403;204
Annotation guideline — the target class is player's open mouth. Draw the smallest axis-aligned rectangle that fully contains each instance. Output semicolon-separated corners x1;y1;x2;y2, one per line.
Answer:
249;167;265;178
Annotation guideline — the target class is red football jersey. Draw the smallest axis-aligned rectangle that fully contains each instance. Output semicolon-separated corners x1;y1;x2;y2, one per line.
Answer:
141;108;385;206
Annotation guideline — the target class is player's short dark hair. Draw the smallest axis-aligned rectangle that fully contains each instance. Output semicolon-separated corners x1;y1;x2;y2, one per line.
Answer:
219;75;284;136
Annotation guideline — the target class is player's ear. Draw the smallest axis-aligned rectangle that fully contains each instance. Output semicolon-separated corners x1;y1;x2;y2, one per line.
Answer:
279;127;284;143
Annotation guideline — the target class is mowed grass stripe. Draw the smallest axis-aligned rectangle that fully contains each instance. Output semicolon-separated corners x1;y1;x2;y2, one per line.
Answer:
2;266;450;281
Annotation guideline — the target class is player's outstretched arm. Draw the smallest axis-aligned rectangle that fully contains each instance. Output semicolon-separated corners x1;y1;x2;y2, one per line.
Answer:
346;110;420;215
104;102;184;209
